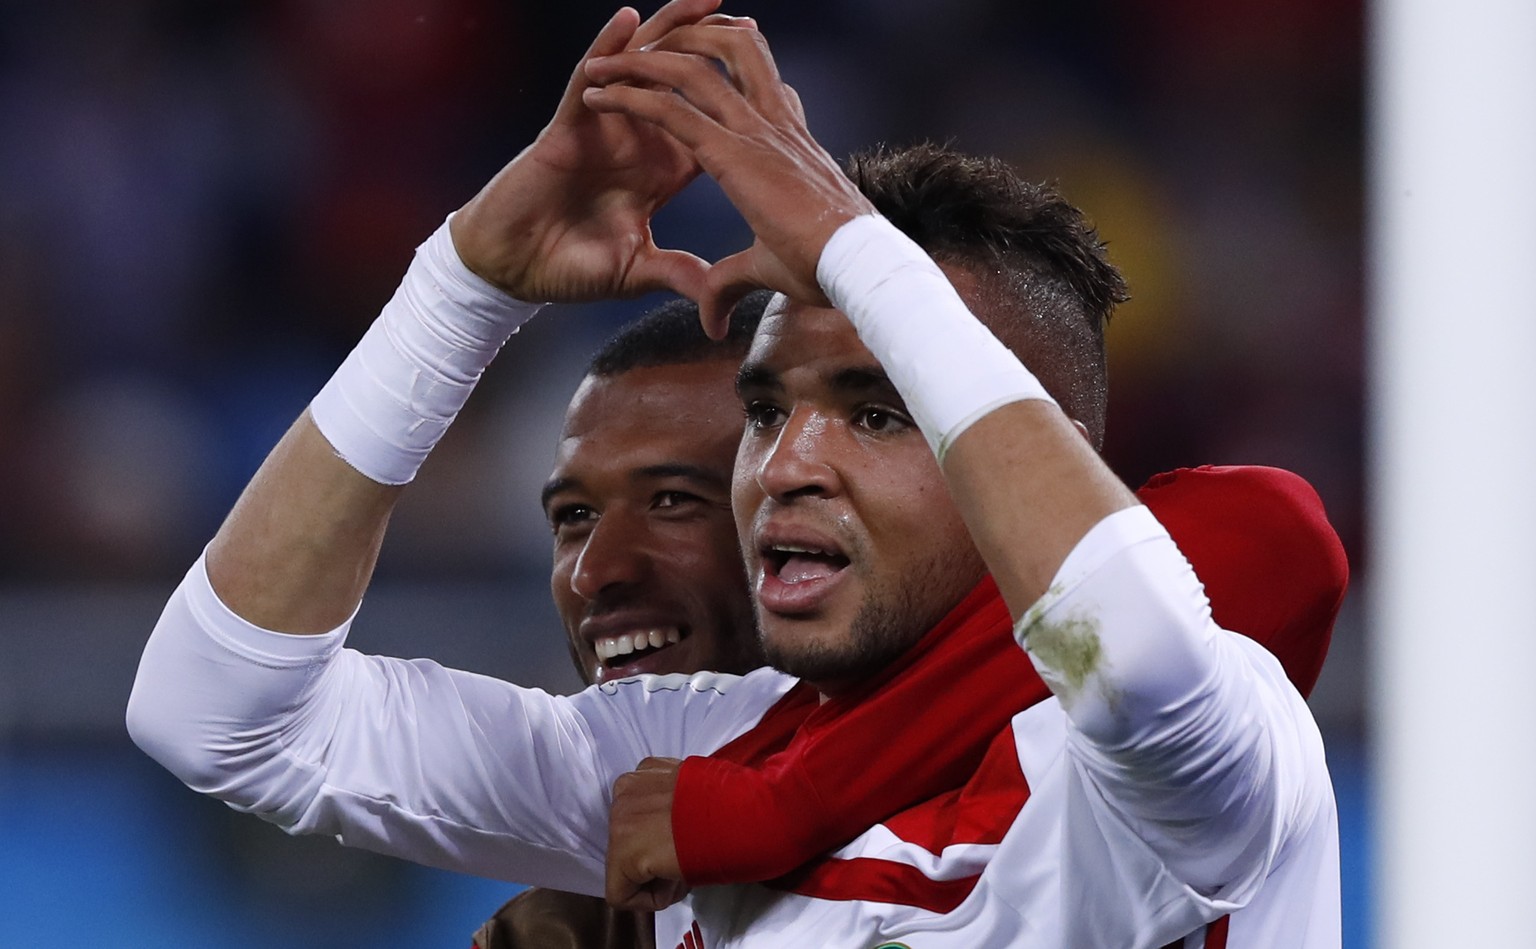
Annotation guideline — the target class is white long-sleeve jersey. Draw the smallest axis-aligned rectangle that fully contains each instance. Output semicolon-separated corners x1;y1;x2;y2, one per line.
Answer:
127;506;1338;948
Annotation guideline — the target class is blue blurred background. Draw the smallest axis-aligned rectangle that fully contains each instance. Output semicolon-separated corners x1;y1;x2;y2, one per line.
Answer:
0;0;1367;944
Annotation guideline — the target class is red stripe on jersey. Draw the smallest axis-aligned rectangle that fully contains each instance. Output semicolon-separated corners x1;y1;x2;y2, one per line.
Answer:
1205;915;1229;948
708;681;821;761
765;724;1029;911
881;726;1030;853
776;856;984;916
1157;914;1230;949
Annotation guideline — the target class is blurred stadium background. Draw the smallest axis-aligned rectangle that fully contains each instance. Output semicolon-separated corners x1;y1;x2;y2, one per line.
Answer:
0;0;1367;944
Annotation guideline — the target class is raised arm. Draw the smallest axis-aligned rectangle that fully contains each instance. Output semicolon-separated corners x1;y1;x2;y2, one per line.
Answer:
581;22;1130;625
208;0;732;635
586;23;1335;913
126;0;763;890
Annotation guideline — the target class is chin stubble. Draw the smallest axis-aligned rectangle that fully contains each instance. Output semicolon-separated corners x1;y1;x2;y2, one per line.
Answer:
760;556;980;685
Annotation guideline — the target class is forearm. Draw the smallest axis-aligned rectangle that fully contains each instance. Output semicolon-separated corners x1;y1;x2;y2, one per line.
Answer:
128;556;617;889
817;217;1318;892
816;214;1135;617
206;413;398;633
942;404;1134;615
206;219;541;634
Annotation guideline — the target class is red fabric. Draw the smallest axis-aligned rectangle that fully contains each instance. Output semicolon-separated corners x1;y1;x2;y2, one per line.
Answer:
671;465;1348;888
1157;912;1229;949
878;726;1030;853
776;858;983;916
1137;466;1349;698
774;723;1031;911
674;577;1046;884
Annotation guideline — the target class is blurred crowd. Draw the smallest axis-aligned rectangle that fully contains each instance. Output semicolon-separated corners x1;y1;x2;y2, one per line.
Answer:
0;3;1369;943
0;0;1363;585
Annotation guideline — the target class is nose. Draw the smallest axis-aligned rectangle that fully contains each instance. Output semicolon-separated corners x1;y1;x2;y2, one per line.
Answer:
753;408;841;503
569;511;649;601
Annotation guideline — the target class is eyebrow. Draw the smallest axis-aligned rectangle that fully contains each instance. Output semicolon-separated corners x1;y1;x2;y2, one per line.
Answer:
735;361;899;399
540;463;729;511
735;363;781;395
828;365;898;398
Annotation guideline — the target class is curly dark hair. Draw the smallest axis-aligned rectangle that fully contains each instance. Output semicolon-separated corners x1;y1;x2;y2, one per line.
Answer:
844;143;1129;448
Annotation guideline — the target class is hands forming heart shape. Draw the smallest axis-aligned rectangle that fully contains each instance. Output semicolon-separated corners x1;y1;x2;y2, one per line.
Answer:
449;0;876;341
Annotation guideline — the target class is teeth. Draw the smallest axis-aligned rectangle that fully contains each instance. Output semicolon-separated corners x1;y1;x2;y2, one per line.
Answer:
593;629;682;662
772;544;832;556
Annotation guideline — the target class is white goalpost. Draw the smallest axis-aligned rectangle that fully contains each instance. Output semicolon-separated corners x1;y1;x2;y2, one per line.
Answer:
1370;0;1536;944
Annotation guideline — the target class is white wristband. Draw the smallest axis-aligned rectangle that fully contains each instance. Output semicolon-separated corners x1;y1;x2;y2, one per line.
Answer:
309;217;544;484
815;214;1056;462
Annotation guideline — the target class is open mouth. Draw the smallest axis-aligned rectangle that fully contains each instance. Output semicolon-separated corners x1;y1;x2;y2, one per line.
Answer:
593;627;686;670
764;544;851;584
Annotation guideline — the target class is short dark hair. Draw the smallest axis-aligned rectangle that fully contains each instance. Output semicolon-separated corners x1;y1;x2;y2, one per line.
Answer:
587;290;774;377
844;143;1129;448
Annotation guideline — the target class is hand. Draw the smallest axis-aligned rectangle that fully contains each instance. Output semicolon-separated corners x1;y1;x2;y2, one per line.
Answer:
449;1;753;304
581;23;877;336
606;756;689;912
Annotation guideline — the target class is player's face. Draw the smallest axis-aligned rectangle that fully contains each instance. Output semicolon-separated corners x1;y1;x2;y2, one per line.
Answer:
546;360;761;686
733;299;988;694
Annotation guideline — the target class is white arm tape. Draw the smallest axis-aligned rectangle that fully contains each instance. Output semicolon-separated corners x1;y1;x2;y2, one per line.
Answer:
815;214;1056;462
309;217;544;484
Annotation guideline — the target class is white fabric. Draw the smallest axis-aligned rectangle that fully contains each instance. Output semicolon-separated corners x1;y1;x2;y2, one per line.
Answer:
816;213;1056;462
128;507;1338;947
129;210;1337;946
125;555;797;895
308;218;543;484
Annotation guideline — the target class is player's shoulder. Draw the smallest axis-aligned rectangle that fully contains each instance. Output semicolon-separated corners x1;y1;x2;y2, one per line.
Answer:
1136;464;1349;698
592;665;794;697
571;667;802;760
576;667;800;724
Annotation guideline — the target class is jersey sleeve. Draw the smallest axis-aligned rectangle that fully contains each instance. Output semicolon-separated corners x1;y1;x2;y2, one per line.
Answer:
1019;505;1333;911
126;555;794;896
1135;464;1349;698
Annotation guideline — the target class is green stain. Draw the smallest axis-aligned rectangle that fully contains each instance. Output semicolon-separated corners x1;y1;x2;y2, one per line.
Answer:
1021;612;1103;696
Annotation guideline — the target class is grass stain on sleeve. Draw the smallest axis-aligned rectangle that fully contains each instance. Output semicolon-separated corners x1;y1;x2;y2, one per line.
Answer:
1021;613;1104;697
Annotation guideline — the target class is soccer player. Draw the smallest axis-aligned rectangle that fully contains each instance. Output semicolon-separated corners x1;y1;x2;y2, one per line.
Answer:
128;4;1343;945
581;19;1339;943
542;296;772;690
476;297;1343;949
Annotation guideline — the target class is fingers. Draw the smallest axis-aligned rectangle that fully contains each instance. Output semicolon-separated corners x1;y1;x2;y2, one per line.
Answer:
783;82;807;123
606;757;686;910
699;249;767;339
634;755;683;772
629;0;724;50
553;7;642;118
587;23;793;125
581;81;721;159
626;247;712;302
606;869;690;912
646;23;783;107
585;49;752;131
555;2;739;120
